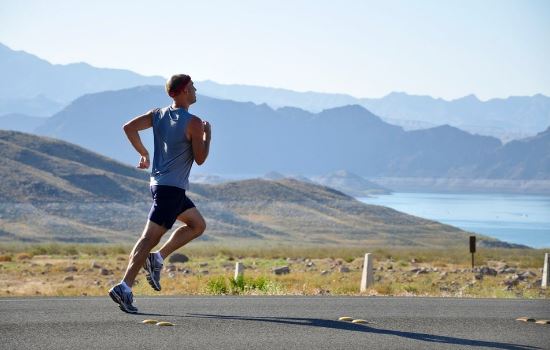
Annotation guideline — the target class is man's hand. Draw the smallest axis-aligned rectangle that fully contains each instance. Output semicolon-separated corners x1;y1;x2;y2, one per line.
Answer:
137;153;150;169
123;111;154;168
203;121;211;141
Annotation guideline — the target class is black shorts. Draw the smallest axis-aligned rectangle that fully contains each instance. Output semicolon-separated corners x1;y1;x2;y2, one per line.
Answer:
148;185;196;229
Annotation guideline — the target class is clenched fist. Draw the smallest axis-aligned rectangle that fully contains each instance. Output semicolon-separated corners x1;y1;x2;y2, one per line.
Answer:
203;120;211;141
137;154;150;169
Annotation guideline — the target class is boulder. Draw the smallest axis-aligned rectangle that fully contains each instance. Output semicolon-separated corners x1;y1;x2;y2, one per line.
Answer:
64;266;78;272
273;266;290;275
503;275;521;286
168;253;189;264
479;266;497;276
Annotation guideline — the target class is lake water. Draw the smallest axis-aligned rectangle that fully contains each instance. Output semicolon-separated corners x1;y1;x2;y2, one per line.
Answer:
358;193;550;248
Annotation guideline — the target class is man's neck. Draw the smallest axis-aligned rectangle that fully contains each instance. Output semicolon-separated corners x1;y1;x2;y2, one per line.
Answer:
171;101;190;111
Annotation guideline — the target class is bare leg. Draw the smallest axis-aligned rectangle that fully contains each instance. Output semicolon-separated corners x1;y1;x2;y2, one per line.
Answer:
157;207;206;259
122;220;167;287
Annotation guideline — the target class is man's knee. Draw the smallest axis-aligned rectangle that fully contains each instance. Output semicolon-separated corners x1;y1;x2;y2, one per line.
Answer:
139;233;161;247
140;221;166;244
192;217;206;237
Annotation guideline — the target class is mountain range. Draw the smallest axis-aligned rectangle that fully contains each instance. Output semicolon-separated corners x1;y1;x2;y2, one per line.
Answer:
2;42;549;140
0;42;164;116
197;81;550;141
29;86;550;186
0;130;494;248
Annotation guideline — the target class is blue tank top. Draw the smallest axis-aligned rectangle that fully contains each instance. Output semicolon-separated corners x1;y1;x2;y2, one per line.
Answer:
150;106;194;190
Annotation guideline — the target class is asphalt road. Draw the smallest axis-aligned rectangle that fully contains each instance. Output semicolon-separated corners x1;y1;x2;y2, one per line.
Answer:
1;296;549;349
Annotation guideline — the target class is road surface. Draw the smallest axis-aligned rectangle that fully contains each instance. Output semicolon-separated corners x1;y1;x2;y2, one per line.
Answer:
1;296;549;349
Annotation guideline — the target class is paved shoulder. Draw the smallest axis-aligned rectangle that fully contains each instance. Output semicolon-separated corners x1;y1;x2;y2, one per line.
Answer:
0;296;548;349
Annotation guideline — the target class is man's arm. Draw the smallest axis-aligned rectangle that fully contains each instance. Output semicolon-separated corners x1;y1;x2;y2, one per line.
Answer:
186;116;211;165
123;110;154;169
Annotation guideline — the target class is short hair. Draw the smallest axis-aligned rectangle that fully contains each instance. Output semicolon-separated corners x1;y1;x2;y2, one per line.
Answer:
165;74;191;98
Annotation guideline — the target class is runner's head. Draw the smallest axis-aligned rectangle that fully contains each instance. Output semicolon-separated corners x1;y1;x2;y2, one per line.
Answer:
166;74;196;104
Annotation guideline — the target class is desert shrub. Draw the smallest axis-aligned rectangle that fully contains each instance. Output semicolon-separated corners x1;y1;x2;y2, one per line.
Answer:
206;276;228;294
374;282;394;295
206;275;276;295
16;252;33;260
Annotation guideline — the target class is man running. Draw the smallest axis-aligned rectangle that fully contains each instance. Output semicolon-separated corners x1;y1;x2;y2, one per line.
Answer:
109;74;211;313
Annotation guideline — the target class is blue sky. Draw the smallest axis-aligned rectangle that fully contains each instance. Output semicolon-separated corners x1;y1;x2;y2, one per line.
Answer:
1;0;549;100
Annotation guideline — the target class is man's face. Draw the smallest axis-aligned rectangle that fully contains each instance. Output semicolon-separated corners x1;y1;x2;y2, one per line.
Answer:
186;81;197;104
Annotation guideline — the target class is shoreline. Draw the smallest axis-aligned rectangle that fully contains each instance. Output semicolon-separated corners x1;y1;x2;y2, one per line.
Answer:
367;177;550;195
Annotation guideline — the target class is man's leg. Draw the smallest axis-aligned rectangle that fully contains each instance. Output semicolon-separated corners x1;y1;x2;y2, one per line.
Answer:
157;207;206;259
122;220;168;287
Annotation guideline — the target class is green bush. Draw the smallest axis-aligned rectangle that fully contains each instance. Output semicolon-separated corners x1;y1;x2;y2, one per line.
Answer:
206;275;276;295
206;276;228;294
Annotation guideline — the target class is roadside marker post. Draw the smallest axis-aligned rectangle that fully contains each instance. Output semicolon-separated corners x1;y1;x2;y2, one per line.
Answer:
234;262;244;281
469;236;476;269
360;253;374;292
543;253;549;289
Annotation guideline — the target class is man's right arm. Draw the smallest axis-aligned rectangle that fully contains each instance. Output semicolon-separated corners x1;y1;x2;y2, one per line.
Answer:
187;116;211;165
123;110;154;169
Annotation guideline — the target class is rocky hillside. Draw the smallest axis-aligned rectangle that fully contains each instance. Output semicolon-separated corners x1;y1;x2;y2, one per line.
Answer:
0;130;497;247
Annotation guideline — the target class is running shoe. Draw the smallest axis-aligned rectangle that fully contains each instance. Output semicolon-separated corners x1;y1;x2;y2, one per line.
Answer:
143;252;163;291
108;284;138;313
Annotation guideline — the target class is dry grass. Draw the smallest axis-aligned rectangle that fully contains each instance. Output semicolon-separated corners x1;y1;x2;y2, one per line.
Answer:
0;243;548;298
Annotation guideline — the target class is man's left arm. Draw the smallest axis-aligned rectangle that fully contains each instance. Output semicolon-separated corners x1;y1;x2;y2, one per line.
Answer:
123;110;154;169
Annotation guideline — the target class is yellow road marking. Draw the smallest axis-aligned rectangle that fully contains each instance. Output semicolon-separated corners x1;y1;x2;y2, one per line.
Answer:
142;319;159;324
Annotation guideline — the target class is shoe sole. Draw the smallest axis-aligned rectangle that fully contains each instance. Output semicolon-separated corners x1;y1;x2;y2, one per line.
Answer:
144;258;161;292
109;290;138;314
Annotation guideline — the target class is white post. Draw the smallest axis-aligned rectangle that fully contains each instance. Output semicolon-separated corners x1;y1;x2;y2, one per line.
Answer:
360;253;374;292
543;253;549;289
234;262;244;281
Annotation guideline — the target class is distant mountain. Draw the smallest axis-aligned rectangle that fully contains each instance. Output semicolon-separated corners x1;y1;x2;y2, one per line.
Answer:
196;80;358;113
263;171;286;180
474;126;550;179
35;86;168;164
361;92;550;141
33;86;549;183
0;130;488;247
312;170;391;197
3;43;548;140
0;113;48;133
0;42;164;115
0;95;64;116
195;80;550;140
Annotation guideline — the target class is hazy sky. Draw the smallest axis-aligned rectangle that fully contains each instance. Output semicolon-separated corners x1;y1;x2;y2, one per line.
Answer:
1;0;549;100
